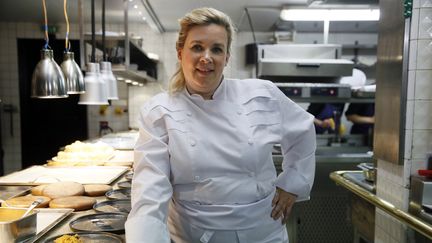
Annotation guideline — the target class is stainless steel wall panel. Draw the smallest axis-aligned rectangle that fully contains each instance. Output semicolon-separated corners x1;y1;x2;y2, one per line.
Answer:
374;0;408;165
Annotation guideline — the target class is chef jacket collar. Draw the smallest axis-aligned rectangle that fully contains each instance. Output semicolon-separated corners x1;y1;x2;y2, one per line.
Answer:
183;77;226;101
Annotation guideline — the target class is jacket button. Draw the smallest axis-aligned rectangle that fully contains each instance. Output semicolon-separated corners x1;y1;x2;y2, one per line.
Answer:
237;109;242;115
248;139;253;145
187;112;192;117
190;138;196;146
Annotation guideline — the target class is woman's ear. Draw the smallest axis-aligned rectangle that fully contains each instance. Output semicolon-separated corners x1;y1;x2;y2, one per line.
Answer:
177;49;182;61
225;53;230;66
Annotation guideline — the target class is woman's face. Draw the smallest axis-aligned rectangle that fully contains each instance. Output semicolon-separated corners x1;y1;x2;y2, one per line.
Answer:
178;24;230;99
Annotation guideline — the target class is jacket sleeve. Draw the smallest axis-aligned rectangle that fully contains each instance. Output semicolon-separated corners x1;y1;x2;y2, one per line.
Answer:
271;83;316;201
125;103;172;243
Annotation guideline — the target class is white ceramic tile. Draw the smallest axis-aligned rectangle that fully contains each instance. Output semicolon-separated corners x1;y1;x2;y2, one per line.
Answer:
374;225;388;243
412;8;420;40
414;70;432;99
408;70;416;101
404;129;413;159
418;8;432;39
409;40;418;70
416;39;432;69
421;0;432;8
406;101;415;131
414;0;420;8
413;100;432;128
410;158;427;175
412;129;432;158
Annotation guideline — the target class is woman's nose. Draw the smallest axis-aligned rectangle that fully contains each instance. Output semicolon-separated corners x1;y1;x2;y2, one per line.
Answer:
199;51;212;63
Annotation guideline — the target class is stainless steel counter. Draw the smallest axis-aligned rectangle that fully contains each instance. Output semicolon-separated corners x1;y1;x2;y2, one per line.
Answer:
331;171;432;241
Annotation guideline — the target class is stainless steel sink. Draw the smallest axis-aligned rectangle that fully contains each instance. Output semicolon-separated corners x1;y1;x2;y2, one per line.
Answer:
315;146;372;156
273;145;373;164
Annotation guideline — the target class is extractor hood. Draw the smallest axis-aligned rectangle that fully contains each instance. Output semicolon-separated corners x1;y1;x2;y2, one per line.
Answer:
308;0;378;6
257;44;354;83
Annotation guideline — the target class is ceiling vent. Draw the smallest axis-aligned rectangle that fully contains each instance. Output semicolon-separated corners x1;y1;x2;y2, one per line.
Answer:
308;0;378;7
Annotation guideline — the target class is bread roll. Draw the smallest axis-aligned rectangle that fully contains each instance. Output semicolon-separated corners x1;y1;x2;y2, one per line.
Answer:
42;182;85;199
84;184;112;197
31;185;47;196
49;196;96;211
3;195;50;208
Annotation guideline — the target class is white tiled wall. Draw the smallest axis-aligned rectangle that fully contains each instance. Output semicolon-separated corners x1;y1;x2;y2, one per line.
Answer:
0;21;128;173
374;1;432;242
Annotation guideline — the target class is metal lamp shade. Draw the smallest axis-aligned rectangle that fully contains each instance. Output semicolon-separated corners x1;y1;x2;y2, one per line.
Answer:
61;52;85;94
78;63;109;105
31;49;68;98
100;62;118;100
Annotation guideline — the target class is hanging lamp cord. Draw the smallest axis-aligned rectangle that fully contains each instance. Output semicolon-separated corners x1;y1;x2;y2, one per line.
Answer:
42;0;50;49
63;0;70;52
102;0;106;61
91;0;96;62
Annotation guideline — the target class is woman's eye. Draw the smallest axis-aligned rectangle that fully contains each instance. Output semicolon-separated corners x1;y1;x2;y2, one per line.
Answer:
191;45;203;52
212;47;223;54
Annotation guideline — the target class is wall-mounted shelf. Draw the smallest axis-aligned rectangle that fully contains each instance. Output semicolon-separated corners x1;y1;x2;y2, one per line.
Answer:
112;64;156;83
84;34;158;84
342;44;377;50
290;97;374;103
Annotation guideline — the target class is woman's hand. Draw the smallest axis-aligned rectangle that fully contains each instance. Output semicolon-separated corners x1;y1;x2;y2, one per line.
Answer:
271;187;297;224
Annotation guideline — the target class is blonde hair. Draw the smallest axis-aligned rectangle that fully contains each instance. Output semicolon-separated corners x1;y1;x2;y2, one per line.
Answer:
169;7;235;94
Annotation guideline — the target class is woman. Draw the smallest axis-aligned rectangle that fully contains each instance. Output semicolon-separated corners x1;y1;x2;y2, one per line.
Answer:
125;7;316;243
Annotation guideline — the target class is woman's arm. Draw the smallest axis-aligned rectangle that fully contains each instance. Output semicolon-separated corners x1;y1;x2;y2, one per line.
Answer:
346;114;375;124
125;105;172;243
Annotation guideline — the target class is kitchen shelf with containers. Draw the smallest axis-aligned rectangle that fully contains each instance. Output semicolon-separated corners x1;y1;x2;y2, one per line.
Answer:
84;34;158;84
276;82;375;103
0;132;138;242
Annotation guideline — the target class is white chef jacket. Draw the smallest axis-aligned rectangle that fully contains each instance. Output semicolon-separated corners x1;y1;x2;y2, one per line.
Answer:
125;78;316;243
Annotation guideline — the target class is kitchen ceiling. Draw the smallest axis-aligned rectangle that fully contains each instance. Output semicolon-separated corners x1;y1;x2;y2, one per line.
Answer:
0;0;378;32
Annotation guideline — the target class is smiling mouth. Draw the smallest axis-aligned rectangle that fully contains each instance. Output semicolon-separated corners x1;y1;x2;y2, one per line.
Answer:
196;68;214;74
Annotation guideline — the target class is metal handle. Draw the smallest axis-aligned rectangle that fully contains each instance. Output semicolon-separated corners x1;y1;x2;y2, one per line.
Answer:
3;104;16;137
296;63;320;68
22;198;43;218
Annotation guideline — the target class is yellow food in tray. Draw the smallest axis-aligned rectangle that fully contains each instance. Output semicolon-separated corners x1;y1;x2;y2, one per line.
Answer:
54;234;83;243
48;141;115;166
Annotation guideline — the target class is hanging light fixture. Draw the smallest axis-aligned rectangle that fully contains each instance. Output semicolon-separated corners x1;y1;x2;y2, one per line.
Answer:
60;0;85;94
79;0;108;105
100;0;118;100
78;63;108;105
31;0;67;98
100;62;118;100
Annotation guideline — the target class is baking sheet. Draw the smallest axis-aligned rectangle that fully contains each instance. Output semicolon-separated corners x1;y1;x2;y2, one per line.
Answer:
104;150;134;167
98;137;136;150
0;166;129;185
47;150;133;167
0;185;32;200
23;208;74;243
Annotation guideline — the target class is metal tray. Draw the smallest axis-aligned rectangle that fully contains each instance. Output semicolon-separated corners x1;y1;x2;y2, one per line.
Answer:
117;181;131;189
43;231;124;243
0;185;32;200
93;199;131;214
23;208;74;243
0;166;129;185
69;213;127;234
124;172;133;181
105;188;131;200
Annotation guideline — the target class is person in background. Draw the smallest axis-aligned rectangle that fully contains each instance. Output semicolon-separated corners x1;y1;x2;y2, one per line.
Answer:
307;103;345;134
125;7;316;243
345;102;375;145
